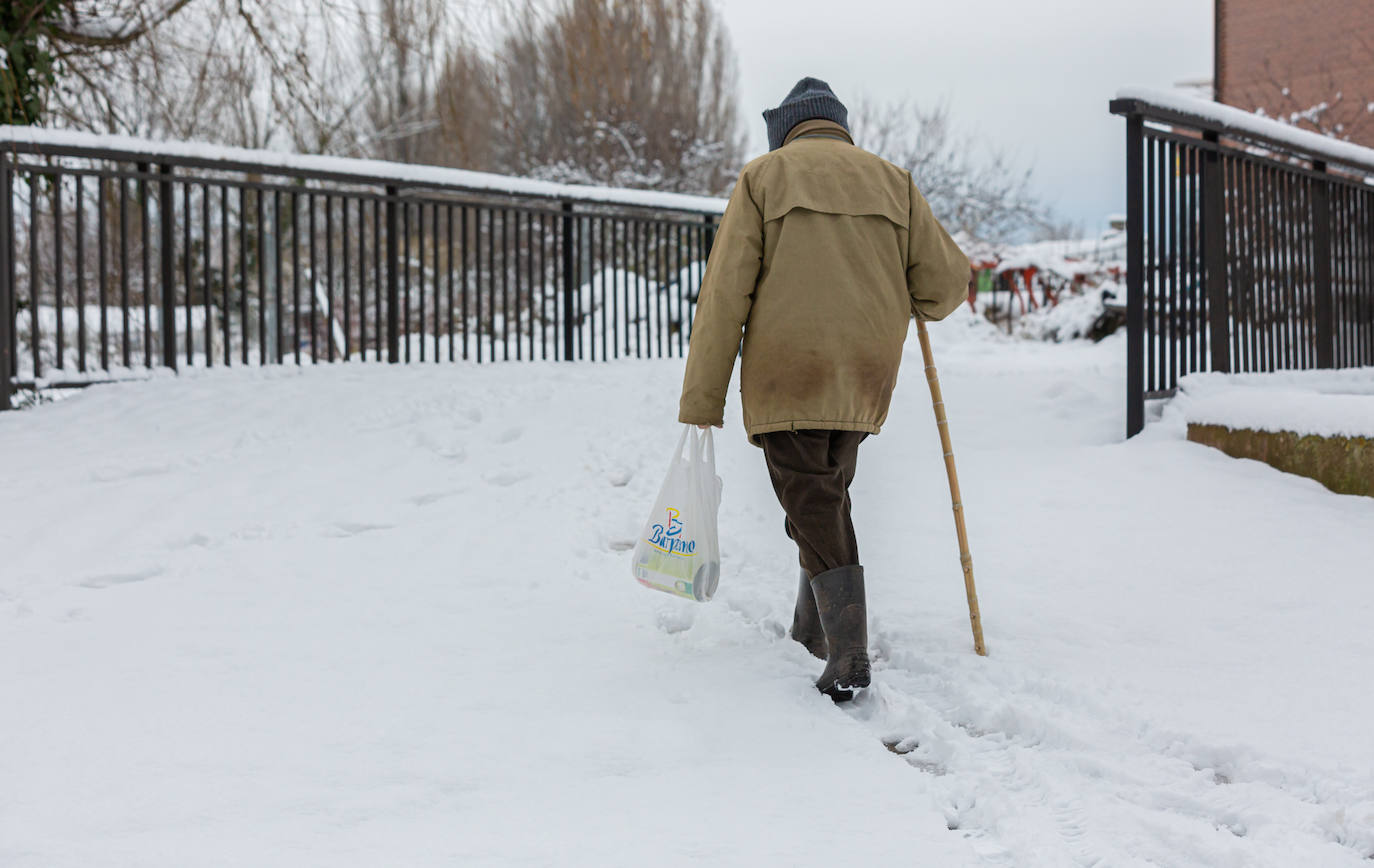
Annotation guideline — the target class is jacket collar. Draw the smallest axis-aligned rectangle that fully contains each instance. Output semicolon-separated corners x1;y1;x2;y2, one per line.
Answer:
783;118;854;147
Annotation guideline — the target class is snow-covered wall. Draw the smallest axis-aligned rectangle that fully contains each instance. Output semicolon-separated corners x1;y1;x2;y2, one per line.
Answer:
1180;369;1374;439
0;126;729;216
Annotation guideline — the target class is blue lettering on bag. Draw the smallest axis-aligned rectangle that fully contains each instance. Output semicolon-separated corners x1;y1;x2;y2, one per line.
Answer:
647;506;696;556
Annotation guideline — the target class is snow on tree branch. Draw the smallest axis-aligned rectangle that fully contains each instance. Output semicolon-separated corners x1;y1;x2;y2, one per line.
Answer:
49;0;195;48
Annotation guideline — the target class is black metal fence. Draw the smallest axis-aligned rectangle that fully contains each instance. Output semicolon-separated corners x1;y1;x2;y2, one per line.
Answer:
0;131;721;409
1111;96;1374;436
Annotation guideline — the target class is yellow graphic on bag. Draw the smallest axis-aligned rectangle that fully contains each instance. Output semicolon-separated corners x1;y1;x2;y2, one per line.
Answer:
645;507;696;557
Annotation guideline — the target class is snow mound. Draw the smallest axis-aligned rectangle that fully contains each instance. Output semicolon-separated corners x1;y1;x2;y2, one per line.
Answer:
1180;369;1374;439
1013;285;1119;343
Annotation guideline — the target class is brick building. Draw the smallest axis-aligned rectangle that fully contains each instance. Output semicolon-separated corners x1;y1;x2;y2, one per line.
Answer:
1214;0;1374;147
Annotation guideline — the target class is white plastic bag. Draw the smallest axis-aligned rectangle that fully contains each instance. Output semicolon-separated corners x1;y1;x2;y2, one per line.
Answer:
632;425;722;602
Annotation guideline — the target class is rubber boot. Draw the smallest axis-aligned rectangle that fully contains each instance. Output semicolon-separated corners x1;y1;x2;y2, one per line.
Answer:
809;565;870;702
789;569;827;660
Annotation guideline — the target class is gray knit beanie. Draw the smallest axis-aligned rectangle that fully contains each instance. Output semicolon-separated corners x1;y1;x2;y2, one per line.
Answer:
763;77;849;151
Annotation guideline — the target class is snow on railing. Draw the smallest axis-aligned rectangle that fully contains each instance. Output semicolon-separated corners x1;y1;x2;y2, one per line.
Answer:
1113;87;1374;176
0;125;729;216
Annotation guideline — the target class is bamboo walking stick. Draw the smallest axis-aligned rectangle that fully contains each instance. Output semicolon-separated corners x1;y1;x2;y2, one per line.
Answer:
916;320;987;656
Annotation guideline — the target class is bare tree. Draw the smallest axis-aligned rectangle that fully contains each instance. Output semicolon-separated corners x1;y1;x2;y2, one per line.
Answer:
4;0;194;125
1251;40;1374;145
353;0;454;163
39;0;446;155
429;0;745;195
850;96;1054;243
19;0;742;195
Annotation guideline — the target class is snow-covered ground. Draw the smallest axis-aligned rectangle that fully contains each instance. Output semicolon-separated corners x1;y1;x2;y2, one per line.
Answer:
3;311;1373;866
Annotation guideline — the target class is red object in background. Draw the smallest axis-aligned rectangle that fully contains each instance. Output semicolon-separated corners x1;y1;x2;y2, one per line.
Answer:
1022;267;1039;311
1009;272;1026;315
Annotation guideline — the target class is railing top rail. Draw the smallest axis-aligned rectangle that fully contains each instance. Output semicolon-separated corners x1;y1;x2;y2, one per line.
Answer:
1109;87;1374;177
0;125;729;217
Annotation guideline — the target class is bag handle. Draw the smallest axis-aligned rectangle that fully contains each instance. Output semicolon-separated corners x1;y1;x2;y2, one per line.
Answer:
669;424;692;469
679;425;717;472
700;426;717;473
686;425;714;464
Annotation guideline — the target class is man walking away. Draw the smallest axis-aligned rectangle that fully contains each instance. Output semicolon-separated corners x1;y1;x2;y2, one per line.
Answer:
678;77;970;701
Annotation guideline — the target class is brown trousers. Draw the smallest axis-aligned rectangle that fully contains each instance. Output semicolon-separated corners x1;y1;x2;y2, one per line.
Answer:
759;430;867;578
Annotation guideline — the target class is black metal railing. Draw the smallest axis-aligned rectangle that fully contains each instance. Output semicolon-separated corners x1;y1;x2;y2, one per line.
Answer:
0;130;722;409
1111;94;1374;436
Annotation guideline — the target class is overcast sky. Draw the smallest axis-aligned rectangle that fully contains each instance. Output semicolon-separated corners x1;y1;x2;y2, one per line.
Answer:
718;0;1213;237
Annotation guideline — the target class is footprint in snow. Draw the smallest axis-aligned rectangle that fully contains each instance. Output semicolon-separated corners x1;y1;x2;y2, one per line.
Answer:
759;617;787;640
411;431;468;462
427;443;468;462
409;489;465;507
89;465;175;484
167;533;213;550
79;567;165;589
483;469;531;487
328;522;395;538
656;608;695;635
495;427;523;445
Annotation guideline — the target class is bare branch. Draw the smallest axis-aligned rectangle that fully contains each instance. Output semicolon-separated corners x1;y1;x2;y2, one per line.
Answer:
851;95;1054;243
49;0;196;49
1249;46;1374;144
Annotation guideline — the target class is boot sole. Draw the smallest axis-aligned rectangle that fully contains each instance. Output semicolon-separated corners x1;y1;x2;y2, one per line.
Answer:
820;670;871;703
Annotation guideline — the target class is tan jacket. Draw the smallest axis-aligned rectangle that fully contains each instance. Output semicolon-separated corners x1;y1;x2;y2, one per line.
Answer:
679;119;971;444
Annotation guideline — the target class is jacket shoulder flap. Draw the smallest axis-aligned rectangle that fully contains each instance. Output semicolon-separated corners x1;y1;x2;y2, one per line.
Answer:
754;148;910;229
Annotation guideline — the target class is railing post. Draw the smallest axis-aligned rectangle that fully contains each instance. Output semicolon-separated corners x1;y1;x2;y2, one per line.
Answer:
703;213;715;259
1311;160;1334;368
1125;113;1146;438
386;186;399;363
1202;131;1231;374
158;164;177;370
0;152;12;410
561;201;575;361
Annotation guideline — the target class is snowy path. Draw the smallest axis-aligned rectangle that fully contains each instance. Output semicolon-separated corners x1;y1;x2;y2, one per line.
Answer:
2;318;1372;866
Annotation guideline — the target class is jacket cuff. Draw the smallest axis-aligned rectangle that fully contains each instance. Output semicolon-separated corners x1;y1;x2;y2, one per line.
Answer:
678;402;724;427
678;413;725;427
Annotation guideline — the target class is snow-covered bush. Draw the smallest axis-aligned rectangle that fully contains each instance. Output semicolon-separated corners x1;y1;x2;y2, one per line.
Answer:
970;231;1126;342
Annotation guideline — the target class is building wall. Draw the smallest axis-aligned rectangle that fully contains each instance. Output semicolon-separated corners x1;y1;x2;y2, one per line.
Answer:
1215;0;1374;148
